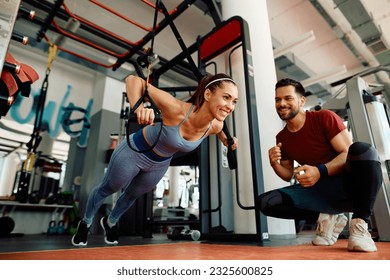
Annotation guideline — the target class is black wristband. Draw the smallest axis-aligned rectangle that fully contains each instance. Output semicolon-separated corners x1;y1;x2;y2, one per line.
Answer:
317;164;328;177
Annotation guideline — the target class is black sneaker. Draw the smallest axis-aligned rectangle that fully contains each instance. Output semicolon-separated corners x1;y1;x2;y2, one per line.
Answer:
71;220;90;247
100;216;118;245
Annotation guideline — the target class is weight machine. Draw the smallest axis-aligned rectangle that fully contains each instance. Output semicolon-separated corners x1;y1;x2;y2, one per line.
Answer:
345;70;390;241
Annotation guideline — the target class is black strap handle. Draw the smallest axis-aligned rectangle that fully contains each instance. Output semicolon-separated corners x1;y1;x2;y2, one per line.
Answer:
128;83;162;123
222;121;237;170
126;86;163;153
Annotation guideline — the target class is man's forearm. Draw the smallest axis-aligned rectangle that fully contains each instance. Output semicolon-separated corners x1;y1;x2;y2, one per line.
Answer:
271;163;294;182
325;152;348;176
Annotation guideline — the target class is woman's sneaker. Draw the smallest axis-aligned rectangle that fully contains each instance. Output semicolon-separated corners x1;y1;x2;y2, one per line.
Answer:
71;220;90;247
312;213;348;246
347;218;377;252
100;216;119;245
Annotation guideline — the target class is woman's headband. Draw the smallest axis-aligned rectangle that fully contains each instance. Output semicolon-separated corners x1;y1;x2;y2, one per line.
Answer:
205;77;235;89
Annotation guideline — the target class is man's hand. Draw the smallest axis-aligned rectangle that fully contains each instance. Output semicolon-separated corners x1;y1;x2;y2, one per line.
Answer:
294;165;321;187
269;142;282;167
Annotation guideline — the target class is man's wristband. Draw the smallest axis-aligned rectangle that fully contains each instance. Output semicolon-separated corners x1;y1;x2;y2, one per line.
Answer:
317;164;328;177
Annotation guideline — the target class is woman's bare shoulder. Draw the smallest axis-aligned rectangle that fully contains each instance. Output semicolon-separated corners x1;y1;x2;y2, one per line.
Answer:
161;101;191;125
210;119;224;134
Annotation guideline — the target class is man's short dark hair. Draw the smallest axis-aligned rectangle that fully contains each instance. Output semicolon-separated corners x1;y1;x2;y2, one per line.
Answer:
275;78;306;96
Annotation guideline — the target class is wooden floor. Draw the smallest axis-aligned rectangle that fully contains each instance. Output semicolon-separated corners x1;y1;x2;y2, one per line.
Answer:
1;232;390;260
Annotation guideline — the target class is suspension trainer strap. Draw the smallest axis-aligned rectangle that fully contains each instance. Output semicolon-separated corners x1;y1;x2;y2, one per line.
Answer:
17;43;57;202
222;121;237;170
150;0;160;55
27;43;57;153
126;0;163;153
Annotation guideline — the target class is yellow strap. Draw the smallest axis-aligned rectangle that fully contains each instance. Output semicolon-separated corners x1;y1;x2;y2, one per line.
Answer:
27;153;36;172
146;62;151;83
47;43;57;70
22;152;36;172
22;155;29;171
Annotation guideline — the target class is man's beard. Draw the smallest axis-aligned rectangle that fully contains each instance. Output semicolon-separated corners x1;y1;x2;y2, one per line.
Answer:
277;107;299;120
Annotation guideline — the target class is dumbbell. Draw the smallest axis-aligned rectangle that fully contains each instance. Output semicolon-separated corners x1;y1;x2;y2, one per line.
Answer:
167;227;201;241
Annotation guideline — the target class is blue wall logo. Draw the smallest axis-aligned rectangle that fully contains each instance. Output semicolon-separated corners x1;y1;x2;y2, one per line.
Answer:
10;85;93;147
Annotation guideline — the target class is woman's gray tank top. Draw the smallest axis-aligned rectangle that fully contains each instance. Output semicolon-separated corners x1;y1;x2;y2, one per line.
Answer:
141;104;212;157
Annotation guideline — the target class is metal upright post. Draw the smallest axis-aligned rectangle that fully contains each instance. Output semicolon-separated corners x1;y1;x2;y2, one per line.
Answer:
346;76;390;241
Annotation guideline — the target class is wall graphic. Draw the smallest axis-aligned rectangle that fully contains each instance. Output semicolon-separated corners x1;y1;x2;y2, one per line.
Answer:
9;84;93;147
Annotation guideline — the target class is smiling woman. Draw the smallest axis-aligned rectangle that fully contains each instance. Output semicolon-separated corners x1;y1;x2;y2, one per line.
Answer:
71;73;239;247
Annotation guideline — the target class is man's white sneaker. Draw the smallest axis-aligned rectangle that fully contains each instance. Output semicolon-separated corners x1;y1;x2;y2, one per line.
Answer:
312;213;348;246
347;218;377;252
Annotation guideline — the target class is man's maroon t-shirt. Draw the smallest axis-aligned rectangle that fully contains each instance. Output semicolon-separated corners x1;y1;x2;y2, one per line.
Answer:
276;110;346;166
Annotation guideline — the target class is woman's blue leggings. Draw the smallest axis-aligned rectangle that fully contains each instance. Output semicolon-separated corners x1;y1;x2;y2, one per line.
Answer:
83;139;171;226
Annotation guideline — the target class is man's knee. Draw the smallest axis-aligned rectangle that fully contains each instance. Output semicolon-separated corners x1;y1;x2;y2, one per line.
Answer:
256;190;290;215
348;142;380;162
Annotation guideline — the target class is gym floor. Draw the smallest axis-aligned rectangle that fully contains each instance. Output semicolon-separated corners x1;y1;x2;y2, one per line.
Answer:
1;229;390;260
0;229;314;253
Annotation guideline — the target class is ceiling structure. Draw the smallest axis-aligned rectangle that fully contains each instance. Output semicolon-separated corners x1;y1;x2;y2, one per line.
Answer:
270;0;390;106
1;0;390;160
